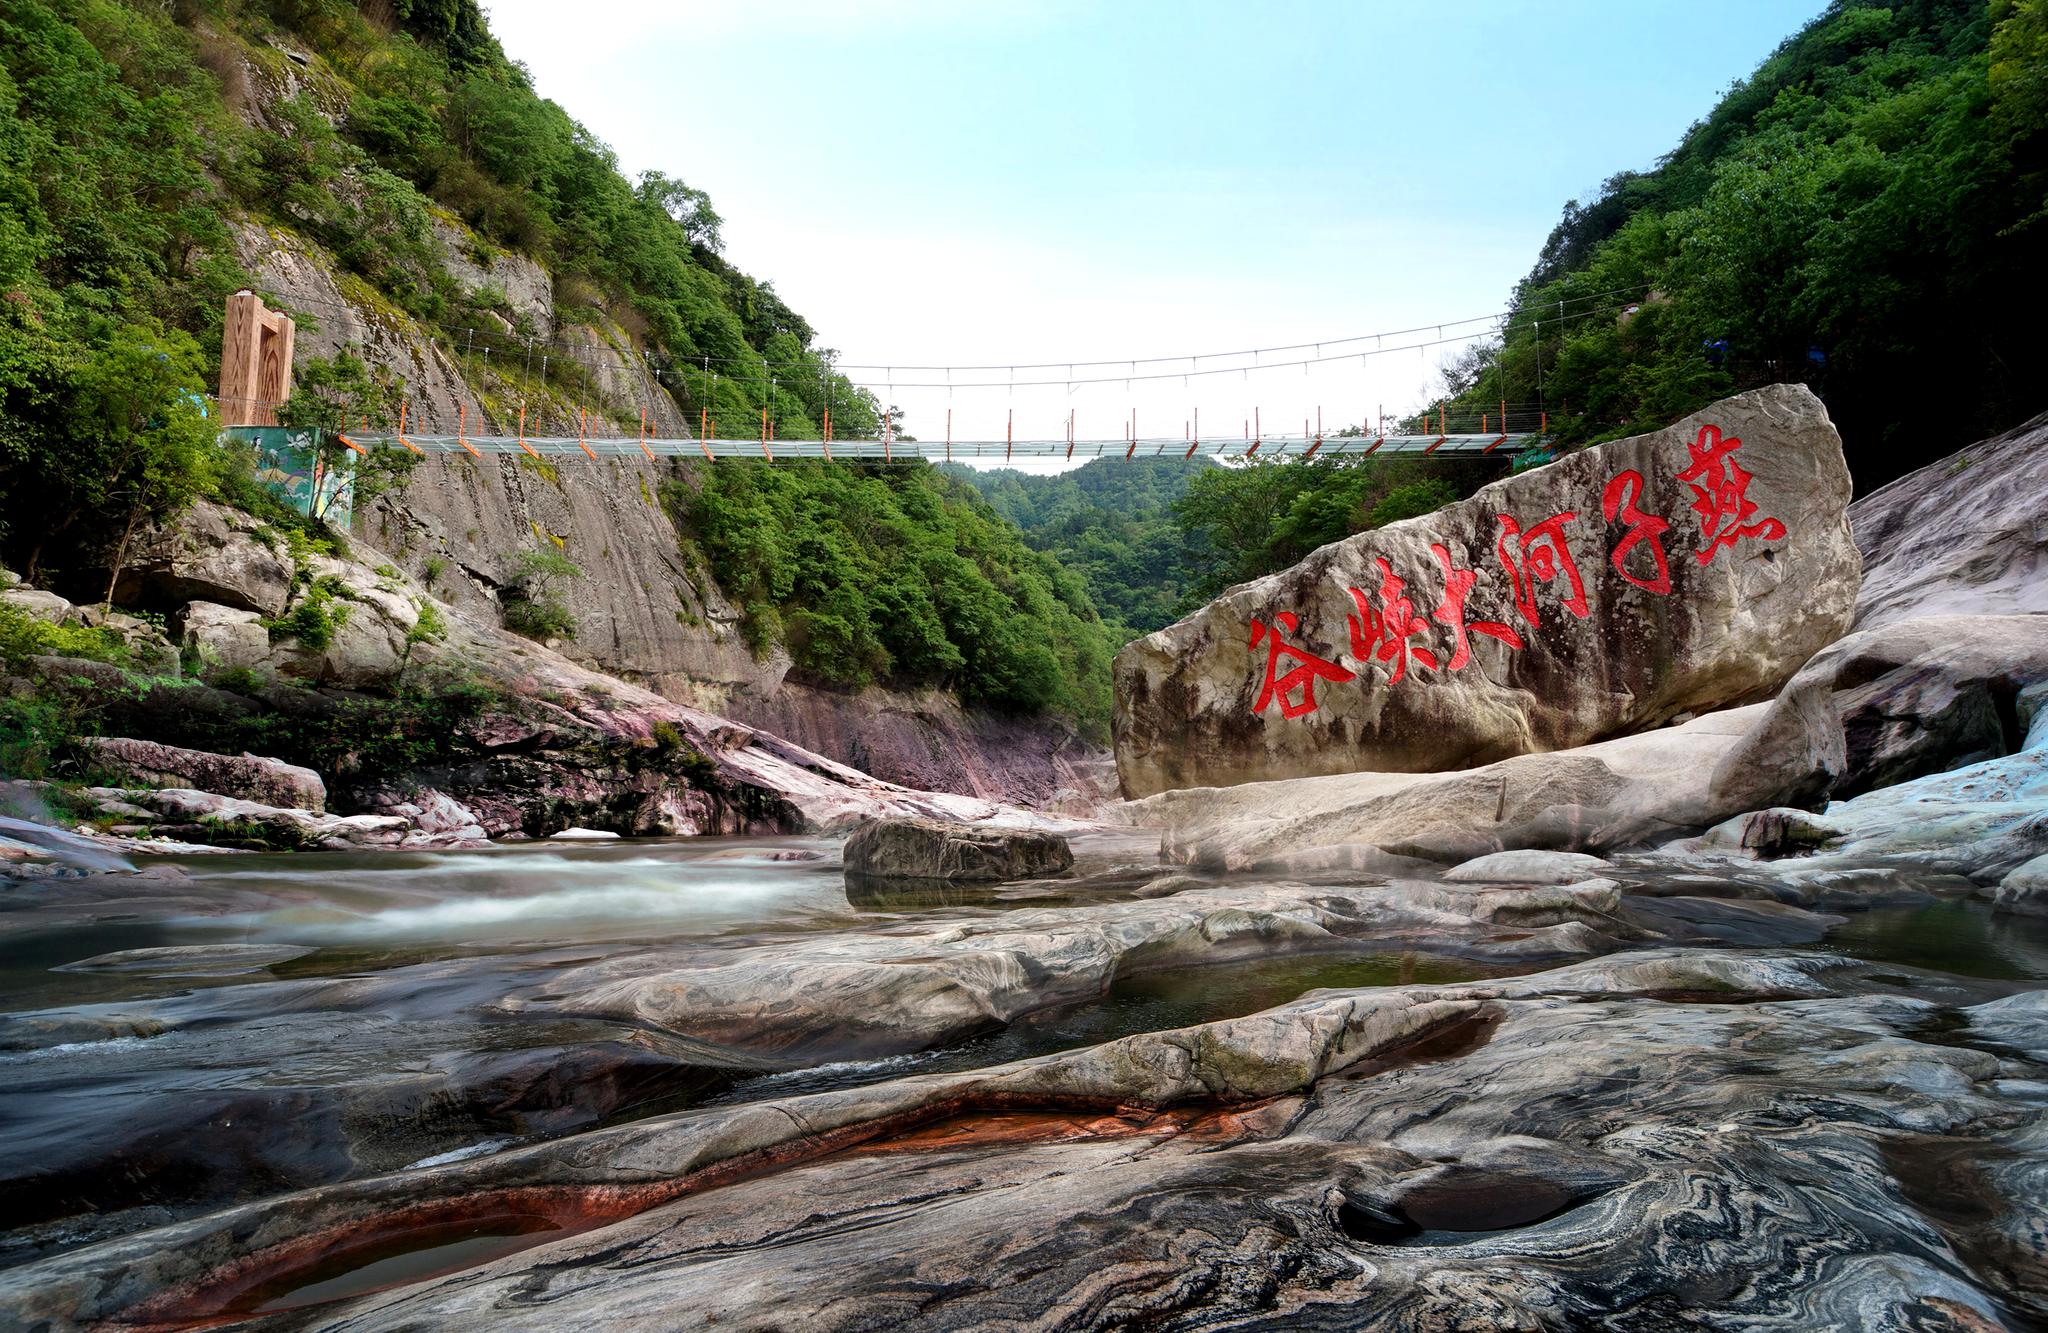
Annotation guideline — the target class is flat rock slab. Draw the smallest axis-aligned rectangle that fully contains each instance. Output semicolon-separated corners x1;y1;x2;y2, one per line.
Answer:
842;816;1073;884
1115;384;1858;797
1443;849;1613;883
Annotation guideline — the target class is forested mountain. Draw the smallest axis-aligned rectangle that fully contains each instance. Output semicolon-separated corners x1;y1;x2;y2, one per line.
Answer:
940;459;1211;634
1430;0;2046;490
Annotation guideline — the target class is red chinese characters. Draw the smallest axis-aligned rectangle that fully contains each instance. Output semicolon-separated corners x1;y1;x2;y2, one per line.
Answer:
1346;558;1439;683
1249;612;1354;718
1676;424;1786;565
1496;512;1589;628
1428;543;1523;669
1600;469;1673;594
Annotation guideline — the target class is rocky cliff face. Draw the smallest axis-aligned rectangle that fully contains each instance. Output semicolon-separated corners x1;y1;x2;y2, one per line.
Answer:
1114;385;1859;798
69;499;1062;841
234;214;1106;805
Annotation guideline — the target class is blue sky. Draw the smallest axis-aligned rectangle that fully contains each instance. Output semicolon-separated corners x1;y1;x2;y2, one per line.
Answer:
484;1;1828;462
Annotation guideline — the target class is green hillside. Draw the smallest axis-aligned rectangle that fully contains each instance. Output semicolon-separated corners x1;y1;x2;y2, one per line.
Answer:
1432;0;2046;489
0;0;1123;731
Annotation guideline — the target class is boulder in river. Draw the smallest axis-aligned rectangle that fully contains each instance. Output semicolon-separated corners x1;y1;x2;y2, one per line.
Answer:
843;816;1073;885
1114;384;1858;797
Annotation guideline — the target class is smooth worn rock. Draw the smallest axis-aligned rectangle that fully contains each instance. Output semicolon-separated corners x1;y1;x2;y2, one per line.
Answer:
1666;686;2048;884
115;501;293;616
1442;849;1613;883
84;787;435;851
1131;702;1834;870
1994;853;2048;916
82;738;326;812
1852;406;2048;629
173;601;271;674
842;816;1073;884
1716;612;2048;808
5;950;2039;1332
1115;385;1859;798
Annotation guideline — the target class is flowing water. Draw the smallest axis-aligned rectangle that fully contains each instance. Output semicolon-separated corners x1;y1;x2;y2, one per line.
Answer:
2;833;2046;1274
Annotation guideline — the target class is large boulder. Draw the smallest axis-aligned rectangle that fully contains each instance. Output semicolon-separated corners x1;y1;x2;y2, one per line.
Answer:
1714;613;2048;806
114;501;293;616
843;816;1073;884
172;601;271;673
1851;407;2048;629
82;737;326;812
1114;384;1858;798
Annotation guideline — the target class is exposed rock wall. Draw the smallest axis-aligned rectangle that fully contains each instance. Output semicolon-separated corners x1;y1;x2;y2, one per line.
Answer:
1115;385;1859;798
232;214;1105;806
723;680;1114;812
1850;406;2048;629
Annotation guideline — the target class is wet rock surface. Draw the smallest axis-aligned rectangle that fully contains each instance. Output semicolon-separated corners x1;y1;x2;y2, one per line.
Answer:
1114;385;1859;798
2;945;2043;1331
1851;406;2048;630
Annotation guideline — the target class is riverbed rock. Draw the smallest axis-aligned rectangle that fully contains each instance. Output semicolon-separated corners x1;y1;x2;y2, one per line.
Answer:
1851;406;2048;629
1443;849;1612;883
842;816;1073;885
1995;853;2048;915
1131;701;1830;870
114;501;293;617
1114;384;1859;798
82;787;426;851
7;949;2039;1331
82;738;326;812
1715;612;2048;809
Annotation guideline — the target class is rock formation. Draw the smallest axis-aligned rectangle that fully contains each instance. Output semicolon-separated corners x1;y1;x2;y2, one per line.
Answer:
4;949;2039;1330
230;214;1104;807
841;816;1074;886
1850;406;2048;630
1115;384;1858;797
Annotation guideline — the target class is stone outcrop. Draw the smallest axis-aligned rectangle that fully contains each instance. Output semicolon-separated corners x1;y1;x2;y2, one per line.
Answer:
82;738;326;812
1115;384;1858;798
113;500;293;616
1127;702;1824;870
1715;612;2048;805
723;680;1115;813
1851;406;2048;630
1667;683;2048;886
81;786;455;851
5;950;2039;1331
842;816;1074;886
228;212;1102;810
172;601;269;672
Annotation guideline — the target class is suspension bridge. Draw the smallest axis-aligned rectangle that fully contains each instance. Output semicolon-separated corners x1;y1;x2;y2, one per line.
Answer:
324;424;1543;464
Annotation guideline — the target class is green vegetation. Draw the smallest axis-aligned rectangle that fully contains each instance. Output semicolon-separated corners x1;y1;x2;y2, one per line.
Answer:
950;454;1501;627
262;576;351;650
1427;0;2048;489
668;462;1117;731
941;458;1211;634
501;546;579;642
0;0;883;587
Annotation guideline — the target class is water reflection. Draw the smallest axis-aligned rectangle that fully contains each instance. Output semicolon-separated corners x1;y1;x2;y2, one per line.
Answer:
1818;899;2048;980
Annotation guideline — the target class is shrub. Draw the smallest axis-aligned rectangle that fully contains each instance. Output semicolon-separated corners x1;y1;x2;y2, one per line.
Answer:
263;583;351;651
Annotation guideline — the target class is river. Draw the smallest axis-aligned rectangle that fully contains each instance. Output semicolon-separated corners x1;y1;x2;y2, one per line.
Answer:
2;833;2045;1290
